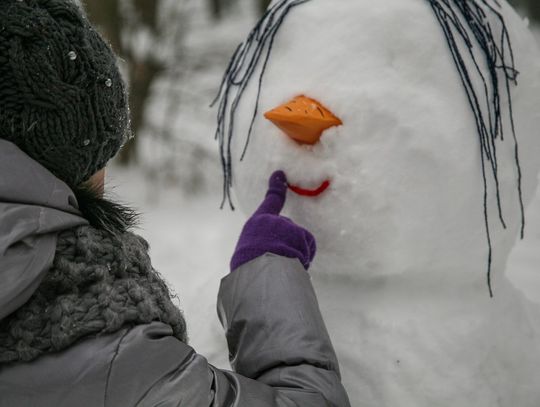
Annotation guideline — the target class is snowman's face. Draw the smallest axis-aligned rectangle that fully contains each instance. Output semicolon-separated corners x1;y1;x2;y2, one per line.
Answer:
228;0;540;280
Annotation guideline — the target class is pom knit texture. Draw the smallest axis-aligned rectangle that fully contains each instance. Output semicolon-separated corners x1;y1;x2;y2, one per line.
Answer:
0;225;187;364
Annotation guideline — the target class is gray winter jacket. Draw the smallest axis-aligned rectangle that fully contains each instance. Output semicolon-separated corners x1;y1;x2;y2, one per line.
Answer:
0;139;350;407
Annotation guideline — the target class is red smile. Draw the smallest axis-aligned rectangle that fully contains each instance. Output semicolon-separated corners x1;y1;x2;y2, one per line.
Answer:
288;180;331;197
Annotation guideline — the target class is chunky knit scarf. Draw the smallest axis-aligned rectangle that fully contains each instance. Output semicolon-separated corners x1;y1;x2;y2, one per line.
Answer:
0;225;187;364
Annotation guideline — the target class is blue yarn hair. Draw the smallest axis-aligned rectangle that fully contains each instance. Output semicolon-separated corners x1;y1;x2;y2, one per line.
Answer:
426;0;522;297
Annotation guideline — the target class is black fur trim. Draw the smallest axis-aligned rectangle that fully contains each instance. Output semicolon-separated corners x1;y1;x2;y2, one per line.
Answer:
71;183;141;237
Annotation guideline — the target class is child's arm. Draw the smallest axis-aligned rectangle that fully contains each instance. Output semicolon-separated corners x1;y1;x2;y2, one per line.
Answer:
214;170;350;406
215;253;350;406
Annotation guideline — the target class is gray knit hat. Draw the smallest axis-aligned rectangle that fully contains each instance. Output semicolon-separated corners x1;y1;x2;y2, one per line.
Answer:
0;0;130;187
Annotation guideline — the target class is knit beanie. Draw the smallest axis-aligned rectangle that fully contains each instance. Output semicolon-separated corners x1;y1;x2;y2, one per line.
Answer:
0;0;130;187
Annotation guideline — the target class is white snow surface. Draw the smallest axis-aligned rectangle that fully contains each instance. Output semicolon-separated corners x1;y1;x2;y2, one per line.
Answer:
105;1;540;406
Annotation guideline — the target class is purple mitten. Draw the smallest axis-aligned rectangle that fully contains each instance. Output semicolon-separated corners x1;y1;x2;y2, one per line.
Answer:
230;171;317;272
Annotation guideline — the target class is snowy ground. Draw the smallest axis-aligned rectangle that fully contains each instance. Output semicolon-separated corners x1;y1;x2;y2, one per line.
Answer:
105;3;540;370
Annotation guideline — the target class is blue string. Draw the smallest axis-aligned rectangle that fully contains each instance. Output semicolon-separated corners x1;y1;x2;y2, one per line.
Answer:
211;0;314;209
427;0;522;297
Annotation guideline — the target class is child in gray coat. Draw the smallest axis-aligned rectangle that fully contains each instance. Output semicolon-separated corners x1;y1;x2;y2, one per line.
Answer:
0;1;350;406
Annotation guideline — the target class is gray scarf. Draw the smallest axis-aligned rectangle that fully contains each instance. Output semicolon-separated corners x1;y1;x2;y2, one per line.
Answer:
0;224;188;364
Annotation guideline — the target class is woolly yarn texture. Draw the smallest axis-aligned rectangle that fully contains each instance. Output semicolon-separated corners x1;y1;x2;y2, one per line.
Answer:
0;225;187;364
0;0;130;187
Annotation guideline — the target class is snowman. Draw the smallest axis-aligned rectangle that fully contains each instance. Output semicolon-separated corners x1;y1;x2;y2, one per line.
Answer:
213;0;540;405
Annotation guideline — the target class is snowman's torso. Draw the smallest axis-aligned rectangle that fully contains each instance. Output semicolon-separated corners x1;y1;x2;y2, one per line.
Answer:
312;273;540;406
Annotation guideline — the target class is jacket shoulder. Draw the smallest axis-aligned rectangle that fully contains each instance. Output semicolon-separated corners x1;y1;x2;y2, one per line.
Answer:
105;322;215;407
0;325;122;407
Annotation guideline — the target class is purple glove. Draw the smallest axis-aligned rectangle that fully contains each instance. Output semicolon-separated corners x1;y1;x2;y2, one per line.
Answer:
230;171;317;272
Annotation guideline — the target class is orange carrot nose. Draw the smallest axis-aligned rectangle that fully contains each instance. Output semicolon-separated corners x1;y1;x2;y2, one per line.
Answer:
264;95;342;145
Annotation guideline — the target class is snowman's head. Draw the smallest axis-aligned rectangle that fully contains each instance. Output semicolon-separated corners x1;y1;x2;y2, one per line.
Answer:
214;0;540;294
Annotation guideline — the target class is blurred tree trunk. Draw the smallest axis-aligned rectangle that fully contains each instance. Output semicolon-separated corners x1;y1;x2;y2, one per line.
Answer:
85;0;165;165
529;0;540;22
128;59;164;161
259;0;271;14
208;0;270;19
84;1;123;52
209;0;223;19
509;0;540;23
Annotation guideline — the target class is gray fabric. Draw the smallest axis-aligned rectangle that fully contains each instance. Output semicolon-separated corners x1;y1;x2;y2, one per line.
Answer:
0;139;88;321
0;224;188;363
0;254;351;407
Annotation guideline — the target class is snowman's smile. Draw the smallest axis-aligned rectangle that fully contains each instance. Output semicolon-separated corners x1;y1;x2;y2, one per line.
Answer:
288;180;331;197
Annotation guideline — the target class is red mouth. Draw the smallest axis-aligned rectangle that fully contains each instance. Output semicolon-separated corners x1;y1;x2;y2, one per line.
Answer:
288;180;331;197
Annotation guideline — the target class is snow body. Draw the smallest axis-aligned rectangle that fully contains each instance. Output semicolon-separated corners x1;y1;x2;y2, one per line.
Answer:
224;0;540;405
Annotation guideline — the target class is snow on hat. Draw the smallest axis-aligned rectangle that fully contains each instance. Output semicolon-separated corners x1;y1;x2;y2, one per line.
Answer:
0;0;130;187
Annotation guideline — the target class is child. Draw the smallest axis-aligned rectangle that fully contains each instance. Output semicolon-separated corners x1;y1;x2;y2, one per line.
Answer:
0;1;350;406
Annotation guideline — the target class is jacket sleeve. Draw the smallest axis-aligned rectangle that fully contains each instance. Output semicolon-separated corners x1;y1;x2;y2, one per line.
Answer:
214;253;350;407
105;254;350;407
